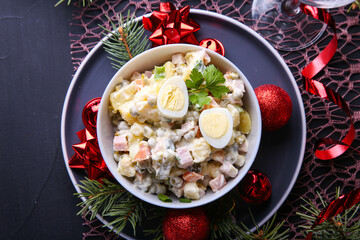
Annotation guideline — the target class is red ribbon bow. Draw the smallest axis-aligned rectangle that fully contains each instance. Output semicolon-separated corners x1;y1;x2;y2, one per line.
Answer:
142;2;200;46
69;98;112;181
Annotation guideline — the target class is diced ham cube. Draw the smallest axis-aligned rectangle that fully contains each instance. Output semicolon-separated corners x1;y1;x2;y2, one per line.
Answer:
113;135;128;151
209;174;227;192
182;172;204;183
133;141;151;162
176;147;194;168
220;162;238;178
211;150;225;163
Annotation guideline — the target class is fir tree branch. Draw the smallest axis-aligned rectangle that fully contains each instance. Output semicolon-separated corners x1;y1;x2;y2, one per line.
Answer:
104;195;145;235
75;178;128;220
75;178;148;235
238;212;289;240
297;187;360;239
206;190;243;240
100;12;150;70
143;207;165;240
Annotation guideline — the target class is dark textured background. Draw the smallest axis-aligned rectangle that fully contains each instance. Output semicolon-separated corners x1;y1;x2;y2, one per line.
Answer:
0;0;87;239
1;0;360;239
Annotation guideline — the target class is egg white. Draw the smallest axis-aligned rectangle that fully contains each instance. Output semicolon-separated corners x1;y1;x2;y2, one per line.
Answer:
199;108;233;149
157;76;189;119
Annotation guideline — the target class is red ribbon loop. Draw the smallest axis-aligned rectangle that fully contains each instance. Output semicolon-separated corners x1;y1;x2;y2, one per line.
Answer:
300;5;355;160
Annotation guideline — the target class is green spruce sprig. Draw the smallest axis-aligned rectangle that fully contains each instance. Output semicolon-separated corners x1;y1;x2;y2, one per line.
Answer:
143;207;166;240
238;212;289;240
206;190;289;240
100;12;150;70
55;0;93;7
75;178;147;235
206;191;243;240
104;195;145;235
297;188;360;239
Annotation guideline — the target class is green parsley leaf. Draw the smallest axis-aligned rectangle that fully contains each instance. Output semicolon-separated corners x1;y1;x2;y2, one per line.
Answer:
196;92;211;106
189;94;199;104
188;90;211;107
208;84;230;99
185;68;204;89
203;64;226;86
186;64;229;108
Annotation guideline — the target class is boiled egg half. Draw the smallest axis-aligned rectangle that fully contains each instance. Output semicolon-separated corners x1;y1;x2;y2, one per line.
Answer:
199;108;233;148
157;76;189;119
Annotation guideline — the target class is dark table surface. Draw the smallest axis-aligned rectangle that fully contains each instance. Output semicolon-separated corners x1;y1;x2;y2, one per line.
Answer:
1;1;359;240
0;1;87;239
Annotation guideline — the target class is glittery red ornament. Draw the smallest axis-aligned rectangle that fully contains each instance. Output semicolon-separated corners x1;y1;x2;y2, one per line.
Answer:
82;97;101;136
237;170;272;205
254;84;292;132
162;207;210;240
199;38;225;56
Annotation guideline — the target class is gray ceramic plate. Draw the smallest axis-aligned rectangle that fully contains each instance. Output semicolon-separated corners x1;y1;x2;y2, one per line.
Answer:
61;9;306;239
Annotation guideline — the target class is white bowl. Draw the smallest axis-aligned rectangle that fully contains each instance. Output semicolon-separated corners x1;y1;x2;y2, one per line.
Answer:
97;44;262;208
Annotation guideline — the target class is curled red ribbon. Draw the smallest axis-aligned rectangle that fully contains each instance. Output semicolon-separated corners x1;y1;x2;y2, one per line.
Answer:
306;188;360;239
142;2;200;46
300;5;355;160
69;98;112;181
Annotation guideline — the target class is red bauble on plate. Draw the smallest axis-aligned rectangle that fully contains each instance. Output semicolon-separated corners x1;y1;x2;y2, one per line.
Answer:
199;38;225;56
255;84;292;132
162;207;210;240
237;170;272;205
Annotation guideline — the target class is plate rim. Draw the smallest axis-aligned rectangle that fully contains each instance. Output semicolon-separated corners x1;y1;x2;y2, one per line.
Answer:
61;9;306;237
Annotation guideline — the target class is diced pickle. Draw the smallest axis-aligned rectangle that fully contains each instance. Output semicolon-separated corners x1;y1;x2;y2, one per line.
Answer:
239;110;251;134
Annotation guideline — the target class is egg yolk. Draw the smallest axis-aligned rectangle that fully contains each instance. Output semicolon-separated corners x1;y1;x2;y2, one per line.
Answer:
160;85;185;111
201;112;229;138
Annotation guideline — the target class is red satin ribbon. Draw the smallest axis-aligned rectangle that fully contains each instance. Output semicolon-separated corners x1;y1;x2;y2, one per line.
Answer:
142;2;200;46
306;188;360;239
300;5;355;160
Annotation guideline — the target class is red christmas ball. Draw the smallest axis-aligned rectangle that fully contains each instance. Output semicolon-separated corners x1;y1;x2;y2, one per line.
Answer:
254;84;292;132
82;97;101;136
237;170;272;205
162;207;210;240
199;38;225;56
